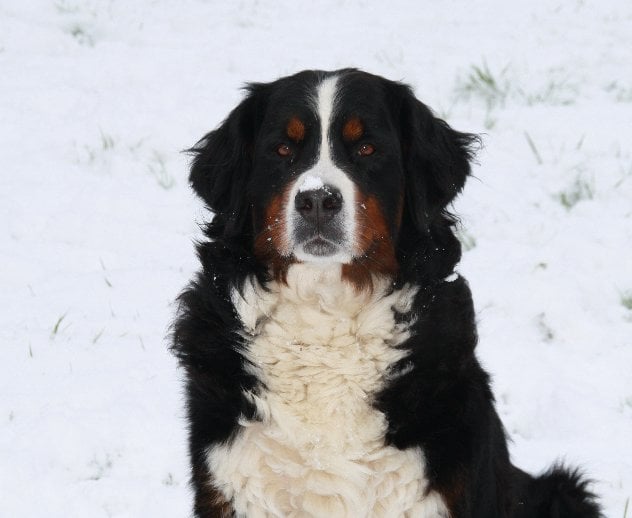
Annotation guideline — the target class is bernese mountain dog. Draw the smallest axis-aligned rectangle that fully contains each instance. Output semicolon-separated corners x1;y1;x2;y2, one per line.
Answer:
171;69;600;517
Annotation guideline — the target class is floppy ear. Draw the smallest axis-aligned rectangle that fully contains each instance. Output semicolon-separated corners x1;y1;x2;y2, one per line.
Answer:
188;84;267;237
397;85;479;232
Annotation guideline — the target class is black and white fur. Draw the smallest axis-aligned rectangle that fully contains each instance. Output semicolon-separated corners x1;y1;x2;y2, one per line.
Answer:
171;69;601;517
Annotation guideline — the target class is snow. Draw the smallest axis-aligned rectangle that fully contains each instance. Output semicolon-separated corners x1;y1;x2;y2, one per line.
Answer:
298;174;325;192
444;272;459;283
1;1;631;516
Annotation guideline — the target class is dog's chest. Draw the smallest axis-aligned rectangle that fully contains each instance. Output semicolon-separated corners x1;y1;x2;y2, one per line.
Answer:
207;266;448;517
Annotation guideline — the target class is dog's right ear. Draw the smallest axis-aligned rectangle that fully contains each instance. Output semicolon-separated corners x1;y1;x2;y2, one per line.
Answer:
188;84;268;234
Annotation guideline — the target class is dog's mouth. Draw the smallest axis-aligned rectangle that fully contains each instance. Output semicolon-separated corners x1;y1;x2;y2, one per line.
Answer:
300;236;339;257
293;232;354;264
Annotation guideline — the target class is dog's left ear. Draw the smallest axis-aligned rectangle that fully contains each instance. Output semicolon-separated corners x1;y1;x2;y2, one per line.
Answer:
393;84;479;232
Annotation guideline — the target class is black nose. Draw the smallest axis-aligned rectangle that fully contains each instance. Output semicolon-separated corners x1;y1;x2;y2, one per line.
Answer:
294;186;343;227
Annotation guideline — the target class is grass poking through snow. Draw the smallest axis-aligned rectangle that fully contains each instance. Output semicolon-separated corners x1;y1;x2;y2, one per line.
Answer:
455;61;510;110
50;313;67;339
457;229;477;252
557;175;595;209
148;150;176;189
524;132;543;165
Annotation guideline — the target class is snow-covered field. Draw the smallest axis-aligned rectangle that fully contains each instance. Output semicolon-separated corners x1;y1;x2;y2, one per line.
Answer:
1;1;631;516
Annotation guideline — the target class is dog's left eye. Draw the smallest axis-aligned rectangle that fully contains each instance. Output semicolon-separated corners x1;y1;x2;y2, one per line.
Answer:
276;144;292;157
358;143;375;156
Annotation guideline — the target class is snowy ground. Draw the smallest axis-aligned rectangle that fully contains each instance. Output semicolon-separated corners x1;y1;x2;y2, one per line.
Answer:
1;1;631;516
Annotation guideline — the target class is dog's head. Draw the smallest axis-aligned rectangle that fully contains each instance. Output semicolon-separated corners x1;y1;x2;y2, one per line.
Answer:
189;69;477;288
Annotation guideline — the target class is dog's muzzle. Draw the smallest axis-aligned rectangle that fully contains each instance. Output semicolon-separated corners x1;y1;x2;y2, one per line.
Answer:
293;185;345;257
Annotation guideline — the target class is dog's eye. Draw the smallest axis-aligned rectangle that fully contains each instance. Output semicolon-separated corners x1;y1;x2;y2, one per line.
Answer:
358;144;375;156
276;144;292;157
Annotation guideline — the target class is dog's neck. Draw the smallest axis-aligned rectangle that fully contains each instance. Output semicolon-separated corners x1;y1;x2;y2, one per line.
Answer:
231;262;416;335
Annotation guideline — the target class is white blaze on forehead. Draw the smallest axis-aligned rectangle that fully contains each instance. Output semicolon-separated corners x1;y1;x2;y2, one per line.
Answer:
285;74;359;262
315;75;338;163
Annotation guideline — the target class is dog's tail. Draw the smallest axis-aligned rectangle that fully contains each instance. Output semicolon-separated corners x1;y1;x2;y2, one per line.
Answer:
511;464;601;518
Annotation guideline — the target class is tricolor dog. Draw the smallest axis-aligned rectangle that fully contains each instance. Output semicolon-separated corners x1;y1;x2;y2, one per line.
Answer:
171;69;600;518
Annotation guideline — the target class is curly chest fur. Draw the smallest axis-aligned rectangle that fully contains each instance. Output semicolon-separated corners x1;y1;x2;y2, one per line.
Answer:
206;264;448;517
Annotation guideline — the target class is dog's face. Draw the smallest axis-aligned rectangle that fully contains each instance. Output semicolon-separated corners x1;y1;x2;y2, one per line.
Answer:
189;69;476;286
249;72;407;277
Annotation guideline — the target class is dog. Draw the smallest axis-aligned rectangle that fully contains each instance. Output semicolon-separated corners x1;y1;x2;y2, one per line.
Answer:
171;69;601;517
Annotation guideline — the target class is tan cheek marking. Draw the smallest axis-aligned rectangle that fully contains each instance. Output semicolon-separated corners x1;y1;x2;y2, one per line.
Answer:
342;192;398;291
286;117;306;142
253;185;295;283
342;116;364;142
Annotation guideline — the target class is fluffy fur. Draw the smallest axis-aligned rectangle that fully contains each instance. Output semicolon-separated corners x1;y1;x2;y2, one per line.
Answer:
171;69;601;517
208;266;442;517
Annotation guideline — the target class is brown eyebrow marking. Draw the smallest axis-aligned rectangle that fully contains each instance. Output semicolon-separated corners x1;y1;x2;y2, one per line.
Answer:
342;116;364;142
286;116;306;142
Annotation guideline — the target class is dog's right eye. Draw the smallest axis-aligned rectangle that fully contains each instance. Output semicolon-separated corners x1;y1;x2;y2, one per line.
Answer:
276;144;292;157
358;143;375;157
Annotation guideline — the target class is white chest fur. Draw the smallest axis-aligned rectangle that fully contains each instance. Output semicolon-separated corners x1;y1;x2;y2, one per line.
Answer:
206;264;449;517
